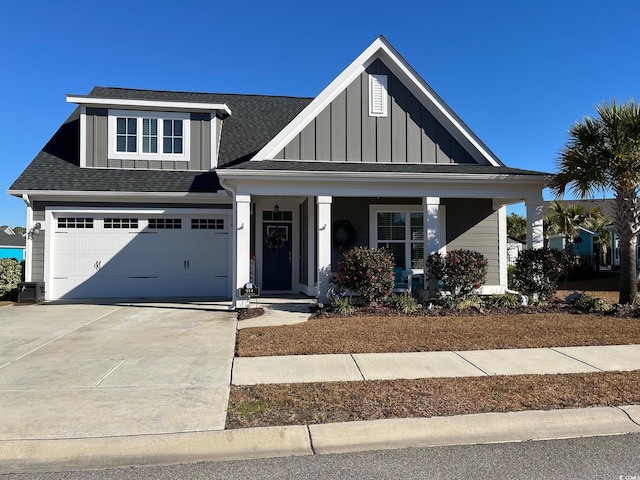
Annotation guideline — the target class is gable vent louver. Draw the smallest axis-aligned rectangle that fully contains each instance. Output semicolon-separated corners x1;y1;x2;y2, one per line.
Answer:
369;74;388;117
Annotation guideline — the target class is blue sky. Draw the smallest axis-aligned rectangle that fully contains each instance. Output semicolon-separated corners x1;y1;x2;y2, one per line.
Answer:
2;0;639;228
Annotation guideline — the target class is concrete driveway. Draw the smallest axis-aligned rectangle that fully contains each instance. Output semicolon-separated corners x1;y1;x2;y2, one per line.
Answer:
0;301;237;440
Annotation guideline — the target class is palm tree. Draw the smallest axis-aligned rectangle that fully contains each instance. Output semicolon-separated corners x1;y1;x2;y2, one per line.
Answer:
550;100;640;304
545;201;587;253
507;213;527;243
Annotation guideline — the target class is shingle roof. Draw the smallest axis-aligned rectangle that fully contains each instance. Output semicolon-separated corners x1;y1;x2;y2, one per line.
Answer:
9;87;312;193
227;160;548;176
0;231;26;248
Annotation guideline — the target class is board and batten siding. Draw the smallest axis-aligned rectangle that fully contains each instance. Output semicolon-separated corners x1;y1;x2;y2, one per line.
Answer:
444;199;499;285
275;59;477;164
84;108;212;171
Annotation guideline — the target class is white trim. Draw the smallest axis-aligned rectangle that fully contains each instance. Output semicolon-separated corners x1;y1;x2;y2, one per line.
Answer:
67;95;232;116
107;110;190;162
498;205;508;289
210;116;218;170
79;106;87;168
251;36;503;166
7;191;230;203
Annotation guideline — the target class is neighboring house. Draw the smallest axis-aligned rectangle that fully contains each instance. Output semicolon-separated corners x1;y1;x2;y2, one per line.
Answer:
607;226;640;269
548;227;599;269
0;231;26;261
8;36;547;306
506;237;524;265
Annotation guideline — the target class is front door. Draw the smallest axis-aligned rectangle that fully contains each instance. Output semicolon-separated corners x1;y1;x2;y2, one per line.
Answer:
262;222;292;290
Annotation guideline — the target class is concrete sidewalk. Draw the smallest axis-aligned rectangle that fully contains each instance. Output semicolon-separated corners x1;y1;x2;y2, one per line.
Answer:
232;344;640;385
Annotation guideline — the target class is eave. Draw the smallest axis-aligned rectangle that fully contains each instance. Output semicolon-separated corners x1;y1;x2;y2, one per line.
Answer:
66;95;232;117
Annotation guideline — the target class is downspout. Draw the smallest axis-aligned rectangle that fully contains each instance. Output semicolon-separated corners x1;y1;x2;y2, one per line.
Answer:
218;175;239;311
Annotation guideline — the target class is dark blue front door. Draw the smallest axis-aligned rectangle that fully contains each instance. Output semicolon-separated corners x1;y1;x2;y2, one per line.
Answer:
263;222;292;290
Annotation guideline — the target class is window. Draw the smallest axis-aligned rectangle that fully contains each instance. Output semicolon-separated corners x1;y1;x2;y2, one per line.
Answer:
369;74;388;117
58;217;94;229
104;218;139;229
148;218;182;229
109;110;189;160
191;218;224;230
372;207;423;271
163;119;183;154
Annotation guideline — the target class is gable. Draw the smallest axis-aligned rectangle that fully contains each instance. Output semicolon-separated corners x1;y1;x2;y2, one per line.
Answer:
274;58;477;164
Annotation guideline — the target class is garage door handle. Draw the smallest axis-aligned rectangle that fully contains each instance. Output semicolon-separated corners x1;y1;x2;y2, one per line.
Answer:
184;260;190;270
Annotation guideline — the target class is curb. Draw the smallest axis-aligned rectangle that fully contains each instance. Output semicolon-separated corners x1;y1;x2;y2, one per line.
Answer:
1;406;639;474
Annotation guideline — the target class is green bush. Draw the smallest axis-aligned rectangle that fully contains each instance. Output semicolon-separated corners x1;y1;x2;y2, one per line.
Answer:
571;294;611;314
483;293;521;308
513;248;569;303
330;297;354;315
426;249;488;298
338;247;395;304
0;258;22;300
390;293;420;314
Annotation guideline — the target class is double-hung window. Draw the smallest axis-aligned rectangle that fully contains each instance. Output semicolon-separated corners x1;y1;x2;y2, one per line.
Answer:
370;206;424;271
109;110;189;160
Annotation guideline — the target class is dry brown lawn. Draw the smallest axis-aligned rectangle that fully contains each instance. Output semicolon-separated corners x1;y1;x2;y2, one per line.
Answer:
227;372;640;429
237;312;640;357
229;279;640;429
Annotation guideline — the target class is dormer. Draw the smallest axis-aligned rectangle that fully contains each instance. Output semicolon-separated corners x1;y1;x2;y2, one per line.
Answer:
67;94;231;171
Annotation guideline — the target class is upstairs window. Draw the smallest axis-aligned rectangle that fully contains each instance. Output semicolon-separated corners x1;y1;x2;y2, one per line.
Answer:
109;110;189;161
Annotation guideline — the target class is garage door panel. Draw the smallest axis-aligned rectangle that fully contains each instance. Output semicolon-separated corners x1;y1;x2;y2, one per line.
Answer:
51;213;230;299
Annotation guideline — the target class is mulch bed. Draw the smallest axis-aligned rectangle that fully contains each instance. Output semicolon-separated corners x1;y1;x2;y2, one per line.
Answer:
226;371;640;429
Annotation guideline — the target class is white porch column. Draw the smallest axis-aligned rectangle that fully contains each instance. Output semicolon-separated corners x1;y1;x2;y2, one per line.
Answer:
424;197;441;296
317;196;332;303
234;194;251;309
525;197;544;249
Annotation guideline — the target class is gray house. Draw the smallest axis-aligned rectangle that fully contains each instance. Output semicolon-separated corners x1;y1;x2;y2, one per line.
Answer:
8;36;546;307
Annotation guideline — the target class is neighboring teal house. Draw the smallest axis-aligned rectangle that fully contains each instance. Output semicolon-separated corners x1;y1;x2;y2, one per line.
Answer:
0;231;26;261
548;227;598;268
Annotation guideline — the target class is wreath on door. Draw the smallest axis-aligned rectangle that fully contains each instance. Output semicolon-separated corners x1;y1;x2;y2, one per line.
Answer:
333;219;357;251
265;229;287;249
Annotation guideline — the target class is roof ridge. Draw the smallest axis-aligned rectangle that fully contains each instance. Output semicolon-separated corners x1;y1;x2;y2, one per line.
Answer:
90;86;313;101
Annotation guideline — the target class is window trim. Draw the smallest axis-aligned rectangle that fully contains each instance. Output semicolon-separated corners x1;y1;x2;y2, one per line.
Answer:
369;205;423;272
108;109;190;161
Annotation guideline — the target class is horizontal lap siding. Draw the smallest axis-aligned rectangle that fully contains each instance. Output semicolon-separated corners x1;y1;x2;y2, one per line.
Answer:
31;209;46;281
276;59;477;165
444;199;499;285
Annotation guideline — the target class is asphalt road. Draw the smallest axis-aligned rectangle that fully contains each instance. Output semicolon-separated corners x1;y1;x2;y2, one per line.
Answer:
5;433;640;480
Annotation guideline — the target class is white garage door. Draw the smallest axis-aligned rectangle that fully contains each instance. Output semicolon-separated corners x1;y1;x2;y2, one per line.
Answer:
50;212;230;299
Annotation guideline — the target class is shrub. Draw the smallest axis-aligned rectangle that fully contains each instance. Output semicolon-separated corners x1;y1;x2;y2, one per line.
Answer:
513;248;569;303
483;293;521;308
390;293;420;314
338;247;395;304
426;249;488;298
0;258;22;300
571;294;612;314
330;297;354;315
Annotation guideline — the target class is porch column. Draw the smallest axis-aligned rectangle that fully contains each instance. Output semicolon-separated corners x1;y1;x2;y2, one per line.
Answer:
525;197;544;249
424;197;441;296
235;194;251;309
317;196;332;303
